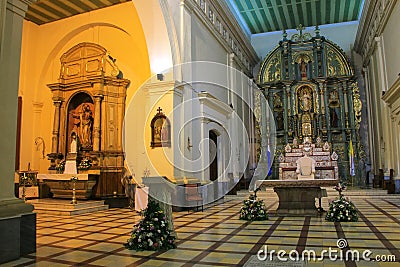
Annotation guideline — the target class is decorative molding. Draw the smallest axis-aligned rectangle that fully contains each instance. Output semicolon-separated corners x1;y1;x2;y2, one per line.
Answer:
383;76;400;106
354;0;397;63
198;91;233;116
189;0;259;75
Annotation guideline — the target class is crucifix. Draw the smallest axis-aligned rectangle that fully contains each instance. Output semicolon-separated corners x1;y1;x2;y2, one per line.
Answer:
296;24;305;36
157;107;163;114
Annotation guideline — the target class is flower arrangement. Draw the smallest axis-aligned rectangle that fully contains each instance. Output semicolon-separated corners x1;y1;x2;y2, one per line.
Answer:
326;183;358;222
125;199;176;251
239;188;268;221
55;160;66;173
77;158;92;170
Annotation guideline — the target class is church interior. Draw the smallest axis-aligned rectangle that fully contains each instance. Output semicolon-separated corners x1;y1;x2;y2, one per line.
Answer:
1;0;400;265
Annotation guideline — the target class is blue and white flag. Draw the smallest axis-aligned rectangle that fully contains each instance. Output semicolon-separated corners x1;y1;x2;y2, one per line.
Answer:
349;139;355;176
267;142;272;176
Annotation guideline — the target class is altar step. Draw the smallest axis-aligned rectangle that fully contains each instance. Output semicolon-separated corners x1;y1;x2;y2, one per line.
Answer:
234;187;395;199
28;199;109;216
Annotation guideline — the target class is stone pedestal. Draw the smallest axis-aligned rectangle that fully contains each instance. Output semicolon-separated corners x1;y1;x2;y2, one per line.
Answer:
274;187;321;216
257;179;338;216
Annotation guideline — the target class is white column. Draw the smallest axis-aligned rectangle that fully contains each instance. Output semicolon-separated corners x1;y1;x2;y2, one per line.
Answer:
0;0;36;262
363;67;376;172
0;0;35;202
375;36;388;93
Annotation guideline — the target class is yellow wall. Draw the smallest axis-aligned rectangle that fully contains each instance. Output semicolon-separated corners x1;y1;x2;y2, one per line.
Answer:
18;2;151;173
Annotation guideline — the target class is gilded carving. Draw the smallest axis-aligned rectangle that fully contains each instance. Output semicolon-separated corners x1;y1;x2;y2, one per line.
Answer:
326;48;344;76
297;86;313;112
264;53;281;82
352;82;362;129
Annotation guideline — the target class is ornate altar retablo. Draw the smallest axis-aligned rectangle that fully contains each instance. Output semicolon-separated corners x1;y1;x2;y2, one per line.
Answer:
257;25;363;183
279;138;339;180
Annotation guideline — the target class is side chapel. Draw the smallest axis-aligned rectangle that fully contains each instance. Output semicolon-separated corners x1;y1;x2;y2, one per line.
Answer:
257;26;363;183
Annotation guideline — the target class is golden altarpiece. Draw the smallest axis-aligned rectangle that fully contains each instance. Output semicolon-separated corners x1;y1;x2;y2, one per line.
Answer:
257;26;363;183
47;42;130;198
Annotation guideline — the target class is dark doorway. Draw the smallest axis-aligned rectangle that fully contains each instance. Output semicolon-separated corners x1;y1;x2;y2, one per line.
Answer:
209;130;218;181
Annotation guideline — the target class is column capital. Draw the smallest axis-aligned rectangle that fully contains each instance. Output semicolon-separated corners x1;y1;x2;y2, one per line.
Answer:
52;100;62;107
94;94;104;100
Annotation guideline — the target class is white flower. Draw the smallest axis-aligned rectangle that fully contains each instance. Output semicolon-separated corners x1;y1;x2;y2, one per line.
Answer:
148;239;153;246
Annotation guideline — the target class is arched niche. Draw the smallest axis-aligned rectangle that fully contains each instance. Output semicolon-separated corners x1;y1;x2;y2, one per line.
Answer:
150;107;171;148
66;92;94;153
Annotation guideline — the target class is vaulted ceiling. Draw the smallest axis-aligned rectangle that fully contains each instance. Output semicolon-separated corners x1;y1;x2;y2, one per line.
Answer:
25;0;130;25
229;0;364;34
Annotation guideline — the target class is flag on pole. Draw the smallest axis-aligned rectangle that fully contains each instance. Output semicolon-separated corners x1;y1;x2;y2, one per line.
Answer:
349;139;355;176
267;141;272;176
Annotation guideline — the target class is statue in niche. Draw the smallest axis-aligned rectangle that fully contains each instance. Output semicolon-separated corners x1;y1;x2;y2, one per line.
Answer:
70;132;78;153
273;93;284;130
71;103;93;150
298;86;313;112
330;108;339;127
275;112;284;131
300;58;307;80
292;137;299;148
329;90;340;128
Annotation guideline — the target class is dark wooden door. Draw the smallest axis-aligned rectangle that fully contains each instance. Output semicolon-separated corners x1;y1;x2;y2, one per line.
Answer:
209;130;218;182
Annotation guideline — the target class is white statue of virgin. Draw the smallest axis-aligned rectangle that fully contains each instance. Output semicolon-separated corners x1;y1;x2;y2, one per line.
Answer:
70;134;77;153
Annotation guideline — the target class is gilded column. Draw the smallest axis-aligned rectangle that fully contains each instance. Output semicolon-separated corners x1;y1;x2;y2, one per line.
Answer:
285;83;291;139
324;83;331;141
342;81;349;129
51;100;62;153
318;81;326;137
93;94;103;151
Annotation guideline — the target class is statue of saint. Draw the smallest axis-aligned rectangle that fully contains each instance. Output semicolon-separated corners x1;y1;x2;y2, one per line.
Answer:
299;89;312;112
70;132;77;153
300;59;307;80
72;103;93;150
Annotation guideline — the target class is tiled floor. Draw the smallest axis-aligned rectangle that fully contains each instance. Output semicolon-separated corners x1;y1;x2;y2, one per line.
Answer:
2;192;400;266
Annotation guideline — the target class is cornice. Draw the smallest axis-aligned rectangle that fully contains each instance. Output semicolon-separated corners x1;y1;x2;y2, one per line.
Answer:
187;0;259;76
382;76;400;106
354;0;396;64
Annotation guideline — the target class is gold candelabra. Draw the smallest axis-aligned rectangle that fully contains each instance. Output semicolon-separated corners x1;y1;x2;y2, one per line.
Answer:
71;176;78;204
21;173;28;202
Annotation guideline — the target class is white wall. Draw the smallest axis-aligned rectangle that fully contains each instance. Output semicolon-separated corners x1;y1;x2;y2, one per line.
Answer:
382;1;400;89
251;21;359;59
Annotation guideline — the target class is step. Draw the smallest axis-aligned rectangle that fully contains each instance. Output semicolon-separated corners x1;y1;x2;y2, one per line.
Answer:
34;205;109;216
28;199;109;216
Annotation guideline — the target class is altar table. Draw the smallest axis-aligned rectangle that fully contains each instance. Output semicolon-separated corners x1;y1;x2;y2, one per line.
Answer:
256;179;338;216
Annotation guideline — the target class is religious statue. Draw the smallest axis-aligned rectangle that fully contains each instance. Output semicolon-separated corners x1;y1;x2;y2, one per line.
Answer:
316;136;322;148
276;112;284;131
329;90;340;127
70;132;77;153
300;58;307;80
72;103;93;150
330;107;339;127
121;168;134;209
299;87;312;112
